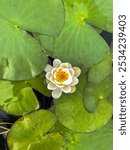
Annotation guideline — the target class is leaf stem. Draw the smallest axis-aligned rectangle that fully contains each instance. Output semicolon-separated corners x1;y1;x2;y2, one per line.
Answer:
0;122;12;125
0;130;10;135
0;126;10;131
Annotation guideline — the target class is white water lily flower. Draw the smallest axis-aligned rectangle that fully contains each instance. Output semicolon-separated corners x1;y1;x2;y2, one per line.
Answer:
44;59;81;99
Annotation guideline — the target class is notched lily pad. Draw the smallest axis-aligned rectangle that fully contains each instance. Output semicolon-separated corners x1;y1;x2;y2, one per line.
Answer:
64;120;113;150
26;76;51;97
83;74;113;112
88;52;112;83
38;2;110;69
0;0;65;80
55;75;112;132
85;0;113;32
7;110;65;150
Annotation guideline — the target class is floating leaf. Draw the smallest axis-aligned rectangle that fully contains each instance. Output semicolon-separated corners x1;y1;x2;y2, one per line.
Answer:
83;74;113;112
55;75;112;132
85;0;113;32
0;0;65;80
64;120;113;150
0;0;64;36
88;52;112;83
65;0;113;32
26;76;51;97
0;19;47;80
7;110;65;150
0;80;39;115
38;2;110;69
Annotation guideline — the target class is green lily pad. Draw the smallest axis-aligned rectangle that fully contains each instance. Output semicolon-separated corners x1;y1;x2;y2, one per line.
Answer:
0;0;64;36
38;2;109;69
88;52;112;83
65;0;113;32
7;110;65;150
0;0;65;80
55;75;112;132
51;121;73;133
0;19;47;80
85;0;113;32
26;75;51;97
64;120;113;150
0;80;39;115
34;34;55;53
83;74;113;112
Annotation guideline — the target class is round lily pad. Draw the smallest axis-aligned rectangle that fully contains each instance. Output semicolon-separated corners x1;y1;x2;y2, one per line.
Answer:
7;110;65;150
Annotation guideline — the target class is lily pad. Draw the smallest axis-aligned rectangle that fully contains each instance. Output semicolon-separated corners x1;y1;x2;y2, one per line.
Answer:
85;0;113;32
7;110;65;150
0;80;39;115
0;0;65;80
65;0;113;32
88;52;112;83
38;2;110;69
0;19;47;80
0;0;64;36
83;74;113;112
55;75;112;132
26;76;51;97
64;120;113;150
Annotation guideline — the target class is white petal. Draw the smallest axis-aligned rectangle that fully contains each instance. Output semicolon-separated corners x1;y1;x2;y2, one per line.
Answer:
71;77;79;86
49;76;56;84
55;84;65;88
51;68;58;75
60;63;71;68
52;89;62;99
44;64;53;73
61;86;71;93
46;72;52;80
69;68;74;76
53;59;62;68
47;82;57;90
73;67;81;77
70;86;76;93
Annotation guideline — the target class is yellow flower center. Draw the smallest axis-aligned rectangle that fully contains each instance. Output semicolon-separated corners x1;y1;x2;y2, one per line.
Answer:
55;69;69;83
